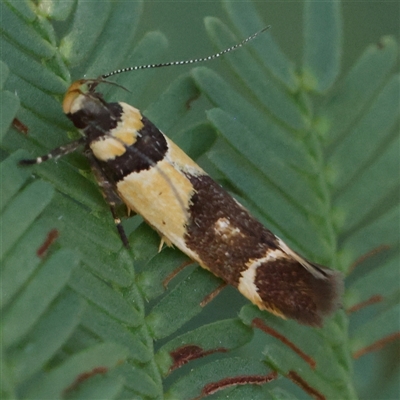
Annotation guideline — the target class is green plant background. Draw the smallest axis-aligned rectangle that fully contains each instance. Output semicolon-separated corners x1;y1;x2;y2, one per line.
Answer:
1;0;399;399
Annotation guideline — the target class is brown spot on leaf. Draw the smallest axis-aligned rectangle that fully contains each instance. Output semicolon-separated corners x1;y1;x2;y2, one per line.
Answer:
63;366;108;394
376;40;385;50
347;295;384;314
185;92;200;110
163;259;194;288
353;332;400;359
348;244;390;274
196;371;278;399
169;345;228;372
252;318;316;369
200;282;227;307
12;118;29;134
287;371;325;400
37;229;59;258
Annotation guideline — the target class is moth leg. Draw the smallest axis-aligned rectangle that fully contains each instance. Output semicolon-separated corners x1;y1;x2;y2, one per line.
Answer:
19;138;86;165
84;151;130;248
158;236;173;252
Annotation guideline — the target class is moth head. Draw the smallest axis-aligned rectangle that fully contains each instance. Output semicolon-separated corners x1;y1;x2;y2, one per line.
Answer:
62;79;102;115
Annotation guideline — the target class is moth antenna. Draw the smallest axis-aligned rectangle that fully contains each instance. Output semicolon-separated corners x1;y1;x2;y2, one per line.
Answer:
88;78;130;93
101;26;270;79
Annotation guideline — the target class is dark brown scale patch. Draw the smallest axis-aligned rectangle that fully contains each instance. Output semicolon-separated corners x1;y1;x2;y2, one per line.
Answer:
68;99;123;137
254;258;341;326
184;174;342;326
100;116;168;182
184;174;278;286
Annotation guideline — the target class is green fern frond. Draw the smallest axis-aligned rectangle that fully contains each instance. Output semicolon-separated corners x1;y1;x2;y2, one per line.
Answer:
1;1;398;399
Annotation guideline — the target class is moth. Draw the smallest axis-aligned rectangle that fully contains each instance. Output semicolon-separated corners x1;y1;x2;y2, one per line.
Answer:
20;28;342;326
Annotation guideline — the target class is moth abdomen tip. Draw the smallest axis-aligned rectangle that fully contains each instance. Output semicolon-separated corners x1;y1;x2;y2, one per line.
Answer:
248;257;344;327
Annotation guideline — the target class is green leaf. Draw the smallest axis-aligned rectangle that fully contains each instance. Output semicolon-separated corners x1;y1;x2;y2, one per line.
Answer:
1;1;398;398
222;0;298;91
0;150;31;211
351;301;400;358
346;256;398;308
2;248;79;347
68;267;142;327
37;0;75;21
12;290;87;382
80;304;152;363
137;246;191;301
222;384;281;400
205;17;306;130
156;318;253;375
59;1;112;66
328;75;400;193
334;137;399;234
0;179;54;258
165;357;274;399
303;0;342;92
3;0;36;21
0;64;20;142
145;74;200;130
25;343;129;399
65;373;125;400
321;36;398;146
146;268;222;340
1;2;56;59
240;305;353;396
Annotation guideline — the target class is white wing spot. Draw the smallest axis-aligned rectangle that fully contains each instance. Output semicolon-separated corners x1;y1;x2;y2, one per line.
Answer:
214;218;242;240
